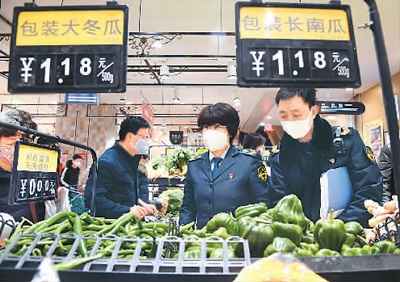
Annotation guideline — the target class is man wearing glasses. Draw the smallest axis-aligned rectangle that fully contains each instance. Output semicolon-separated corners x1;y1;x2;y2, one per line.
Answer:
179;102;269;229
85;116;157;219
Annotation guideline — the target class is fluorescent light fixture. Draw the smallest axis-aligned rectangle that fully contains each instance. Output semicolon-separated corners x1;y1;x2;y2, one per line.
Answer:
160;64;169;79
152;39;163;49
172;88;181;104
233;97;241;106
227;63;237;79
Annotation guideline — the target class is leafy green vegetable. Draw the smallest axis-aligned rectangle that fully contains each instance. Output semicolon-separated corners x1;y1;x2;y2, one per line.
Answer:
146;147;197;180
159;188;184;217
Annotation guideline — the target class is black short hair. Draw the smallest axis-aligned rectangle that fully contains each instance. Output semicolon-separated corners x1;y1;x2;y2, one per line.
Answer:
118;116;150;141
73;154;83;160
197;102;240;144
243;133;266;150
275;87;317;108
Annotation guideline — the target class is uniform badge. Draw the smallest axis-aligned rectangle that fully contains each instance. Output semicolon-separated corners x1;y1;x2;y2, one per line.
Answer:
329;158;335;164
340;126;350;136
257;165;268;182
229;173;234;179
365;146;376;164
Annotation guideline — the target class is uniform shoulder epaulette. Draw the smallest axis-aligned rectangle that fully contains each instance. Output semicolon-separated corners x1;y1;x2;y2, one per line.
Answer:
188;154;203;162
271;145;280;154
239;148;258;157
333;126;354;137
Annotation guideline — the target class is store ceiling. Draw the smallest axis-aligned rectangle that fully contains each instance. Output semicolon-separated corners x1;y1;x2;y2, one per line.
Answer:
0;0;399;133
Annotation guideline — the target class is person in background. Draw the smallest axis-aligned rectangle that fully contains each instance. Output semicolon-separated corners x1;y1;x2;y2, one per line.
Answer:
0;109;44;224
243;132;266;155
378;143;395;203
85;116;157;219
179;102;269;229
58;152;68;177
267;87;383;227
59;154;83;191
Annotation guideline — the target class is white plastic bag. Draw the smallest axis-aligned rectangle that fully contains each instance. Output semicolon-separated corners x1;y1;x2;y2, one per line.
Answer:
45;187;71;219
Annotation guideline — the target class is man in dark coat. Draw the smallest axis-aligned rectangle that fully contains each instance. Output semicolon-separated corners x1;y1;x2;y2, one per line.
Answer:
85;116;157;219
59;154;82;189
267;88;383;227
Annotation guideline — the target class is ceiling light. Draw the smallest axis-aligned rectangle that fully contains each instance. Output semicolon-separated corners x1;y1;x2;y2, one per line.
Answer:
152;39;163;49
233;96;241;106
160;64;169;79
227;62;237;79
172;88;181;104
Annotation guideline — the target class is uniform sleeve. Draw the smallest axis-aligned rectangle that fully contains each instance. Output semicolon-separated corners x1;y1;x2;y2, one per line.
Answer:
93;159;130;218
378;146;393;203
247;156;270;206
337;130;383;227
179;163;197;225
266;153;291;208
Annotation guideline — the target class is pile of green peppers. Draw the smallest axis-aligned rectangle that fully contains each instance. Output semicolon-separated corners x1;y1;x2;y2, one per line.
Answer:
194;195;400;258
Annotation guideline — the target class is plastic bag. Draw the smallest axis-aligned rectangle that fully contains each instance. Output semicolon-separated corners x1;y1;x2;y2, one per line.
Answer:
31;258;60;282
234;253;327;282
0;213;17;240
45;187;71;219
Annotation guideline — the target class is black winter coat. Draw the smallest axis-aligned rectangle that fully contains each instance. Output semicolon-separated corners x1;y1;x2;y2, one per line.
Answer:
59;160;80;188
268;115;383;227
378;144;395;203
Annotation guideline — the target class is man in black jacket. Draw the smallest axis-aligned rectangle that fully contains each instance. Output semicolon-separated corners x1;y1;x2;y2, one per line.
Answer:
59;154;83;190
267;87;383;227
378;144;395;203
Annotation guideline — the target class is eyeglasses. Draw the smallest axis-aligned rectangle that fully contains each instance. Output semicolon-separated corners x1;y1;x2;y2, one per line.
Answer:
201;123;227;131
136;133;150;139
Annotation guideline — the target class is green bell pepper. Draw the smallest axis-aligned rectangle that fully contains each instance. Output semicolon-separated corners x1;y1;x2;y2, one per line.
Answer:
315;248;341;257
344;221;365;237
265;194;307;230
301;231;315;244
264;237;297;257
343;233;356;247
212;227;231;240
236;217;274;258
209;247;237;259
206;212;237;235
299;242;319;255
234;202;267;220
372;240;398;253
271;221;302;246
314;211;346;252
293;247;314;257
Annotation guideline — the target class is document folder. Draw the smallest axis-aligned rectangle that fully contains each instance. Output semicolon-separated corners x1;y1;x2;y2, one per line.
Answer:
320;166;353;219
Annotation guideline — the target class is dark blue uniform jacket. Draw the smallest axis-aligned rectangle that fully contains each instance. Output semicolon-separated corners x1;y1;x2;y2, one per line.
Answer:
268;115;383;227
179;145;269;228
85;142;149;218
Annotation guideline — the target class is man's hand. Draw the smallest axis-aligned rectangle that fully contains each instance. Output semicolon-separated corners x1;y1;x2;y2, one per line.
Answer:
138;199;158;215
129;205;147;219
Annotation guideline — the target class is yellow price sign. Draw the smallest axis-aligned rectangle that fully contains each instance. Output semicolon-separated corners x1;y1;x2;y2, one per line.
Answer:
17;143;59;173
240;7;350;41
16;9;125;46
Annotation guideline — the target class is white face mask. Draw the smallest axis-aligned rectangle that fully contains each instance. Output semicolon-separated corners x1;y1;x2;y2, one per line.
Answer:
281;110;314;140
75;162;81;168
135;138;151;155
202;130;228;152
